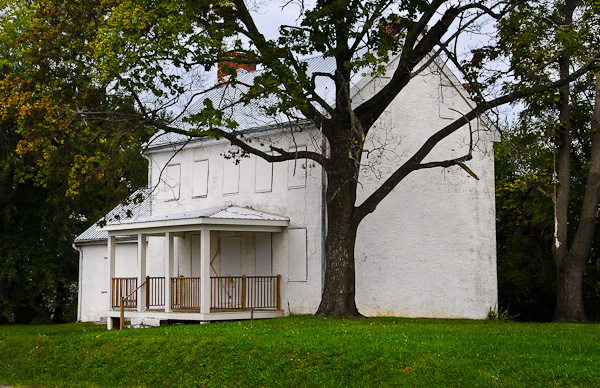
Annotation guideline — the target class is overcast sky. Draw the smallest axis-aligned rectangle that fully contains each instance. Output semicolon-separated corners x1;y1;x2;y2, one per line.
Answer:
250;1;311;39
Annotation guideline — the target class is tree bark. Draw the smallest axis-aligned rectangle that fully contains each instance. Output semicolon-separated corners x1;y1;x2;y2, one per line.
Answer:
316;140;362;318
551;0;597;322
554;249;588;321
554;74;600;321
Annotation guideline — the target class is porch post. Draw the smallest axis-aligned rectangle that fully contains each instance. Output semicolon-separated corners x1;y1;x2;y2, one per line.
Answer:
164;231;174;313
137;233;146;313
106;234;116;330
200;227;211;314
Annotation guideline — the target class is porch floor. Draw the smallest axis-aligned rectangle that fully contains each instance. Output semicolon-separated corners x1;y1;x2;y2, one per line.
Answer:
106;308;284;328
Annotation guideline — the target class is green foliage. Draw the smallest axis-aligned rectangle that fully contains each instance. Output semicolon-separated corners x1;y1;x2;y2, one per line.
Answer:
486;304;515;321
0;152;78;323
0;0;150;323
495;79;600;321
1;317;599;387
492;0;600;322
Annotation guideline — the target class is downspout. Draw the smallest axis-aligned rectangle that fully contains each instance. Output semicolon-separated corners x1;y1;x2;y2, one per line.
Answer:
72;243;84;322
142;153;152;216
321;134;327;292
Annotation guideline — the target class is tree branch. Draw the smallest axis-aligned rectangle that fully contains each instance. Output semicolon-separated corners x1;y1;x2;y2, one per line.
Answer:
353;51;600;224
418;156;479;179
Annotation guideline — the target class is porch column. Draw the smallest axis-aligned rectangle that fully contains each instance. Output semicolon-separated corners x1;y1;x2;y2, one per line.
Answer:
137;233;147;313
164;231;174;313
106;235;116;330
200;227;211;314
107;235;116;310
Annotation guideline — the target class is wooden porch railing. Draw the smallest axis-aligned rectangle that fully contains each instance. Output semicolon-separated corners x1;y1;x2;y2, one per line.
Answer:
146;276;165;308
112;277;165;309
112;274;281;312
171;277;202;310
112;277;137;308
211;275;281;310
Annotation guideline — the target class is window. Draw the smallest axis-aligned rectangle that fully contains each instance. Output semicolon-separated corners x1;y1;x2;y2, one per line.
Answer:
288;146;307;189
255;155;273;192
223;160;240;195
255;233;272;276
439;82;456;120
165;164;181;200
193;160;209;197
288;228;307;281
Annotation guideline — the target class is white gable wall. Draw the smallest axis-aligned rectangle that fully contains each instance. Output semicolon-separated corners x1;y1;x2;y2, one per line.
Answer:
352;62;497;318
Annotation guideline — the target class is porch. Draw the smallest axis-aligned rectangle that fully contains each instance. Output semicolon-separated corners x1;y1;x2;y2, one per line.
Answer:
102;205;289;329
108;275;283;328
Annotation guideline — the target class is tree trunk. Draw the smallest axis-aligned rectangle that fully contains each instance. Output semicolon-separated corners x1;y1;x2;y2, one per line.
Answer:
553;249;588;321
553;75;600;321
551;0;596;322
316;149;362;317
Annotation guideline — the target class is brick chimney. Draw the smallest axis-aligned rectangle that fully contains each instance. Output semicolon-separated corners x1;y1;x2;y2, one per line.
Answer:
217;51;257;82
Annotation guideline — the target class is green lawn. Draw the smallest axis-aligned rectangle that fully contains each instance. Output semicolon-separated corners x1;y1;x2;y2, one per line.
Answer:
0;316;598;387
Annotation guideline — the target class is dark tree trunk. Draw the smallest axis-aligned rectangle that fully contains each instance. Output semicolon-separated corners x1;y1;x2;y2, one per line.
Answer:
551;0;597;322
554;250;588;321
553;75;600;321
316;139;363;318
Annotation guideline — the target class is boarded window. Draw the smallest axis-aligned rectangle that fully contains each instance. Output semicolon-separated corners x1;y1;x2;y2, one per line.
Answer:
288;146;307;189
165;164;181;200
255;155;273;192
288;228;307;282
223;160;240;195
193;160;209;197
439;82;456;119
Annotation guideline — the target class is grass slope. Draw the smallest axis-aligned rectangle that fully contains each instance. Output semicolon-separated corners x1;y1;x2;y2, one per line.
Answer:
0;316;599;387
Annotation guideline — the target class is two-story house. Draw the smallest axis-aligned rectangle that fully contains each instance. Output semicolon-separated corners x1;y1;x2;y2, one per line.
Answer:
74;53;498;329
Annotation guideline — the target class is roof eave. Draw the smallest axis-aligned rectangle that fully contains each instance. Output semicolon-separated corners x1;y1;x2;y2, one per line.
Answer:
102;217;289;235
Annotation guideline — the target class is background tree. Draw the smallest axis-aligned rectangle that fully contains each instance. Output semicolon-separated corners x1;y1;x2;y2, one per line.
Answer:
3;0;600;317
491;0;600;321
0;0;149;323
495;92;600;321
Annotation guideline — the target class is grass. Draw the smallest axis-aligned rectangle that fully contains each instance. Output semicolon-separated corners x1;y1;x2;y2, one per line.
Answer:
0;315;599;387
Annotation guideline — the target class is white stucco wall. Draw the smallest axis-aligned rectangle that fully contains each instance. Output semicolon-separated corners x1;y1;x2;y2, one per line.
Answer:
78;242;138;322
352;61;497;318
144;129;326;315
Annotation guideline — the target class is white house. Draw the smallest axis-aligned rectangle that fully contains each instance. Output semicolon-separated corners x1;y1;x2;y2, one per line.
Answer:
74;53;498;329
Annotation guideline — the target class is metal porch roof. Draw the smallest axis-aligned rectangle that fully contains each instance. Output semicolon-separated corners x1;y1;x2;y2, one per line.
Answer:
101;203;289;234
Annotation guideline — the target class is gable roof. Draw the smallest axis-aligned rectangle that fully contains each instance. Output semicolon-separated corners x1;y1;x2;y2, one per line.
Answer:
74;187;150;244
147;54;363;149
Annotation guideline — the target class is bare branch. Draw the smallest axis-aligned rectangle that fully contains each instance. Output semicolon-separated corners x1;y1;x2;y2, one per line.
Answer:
217;128;330;167
531;183;553;199
354;51;600;224
418;157;479;180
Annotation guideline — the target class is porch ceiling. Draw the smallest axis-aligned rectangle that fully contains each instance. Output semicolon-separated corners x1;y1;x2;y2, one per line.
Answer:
101;204;289;235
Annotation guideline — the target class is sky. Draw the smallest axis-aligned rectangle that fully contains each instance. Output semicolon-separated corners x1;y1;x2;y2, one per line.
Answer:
250;1;311;39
